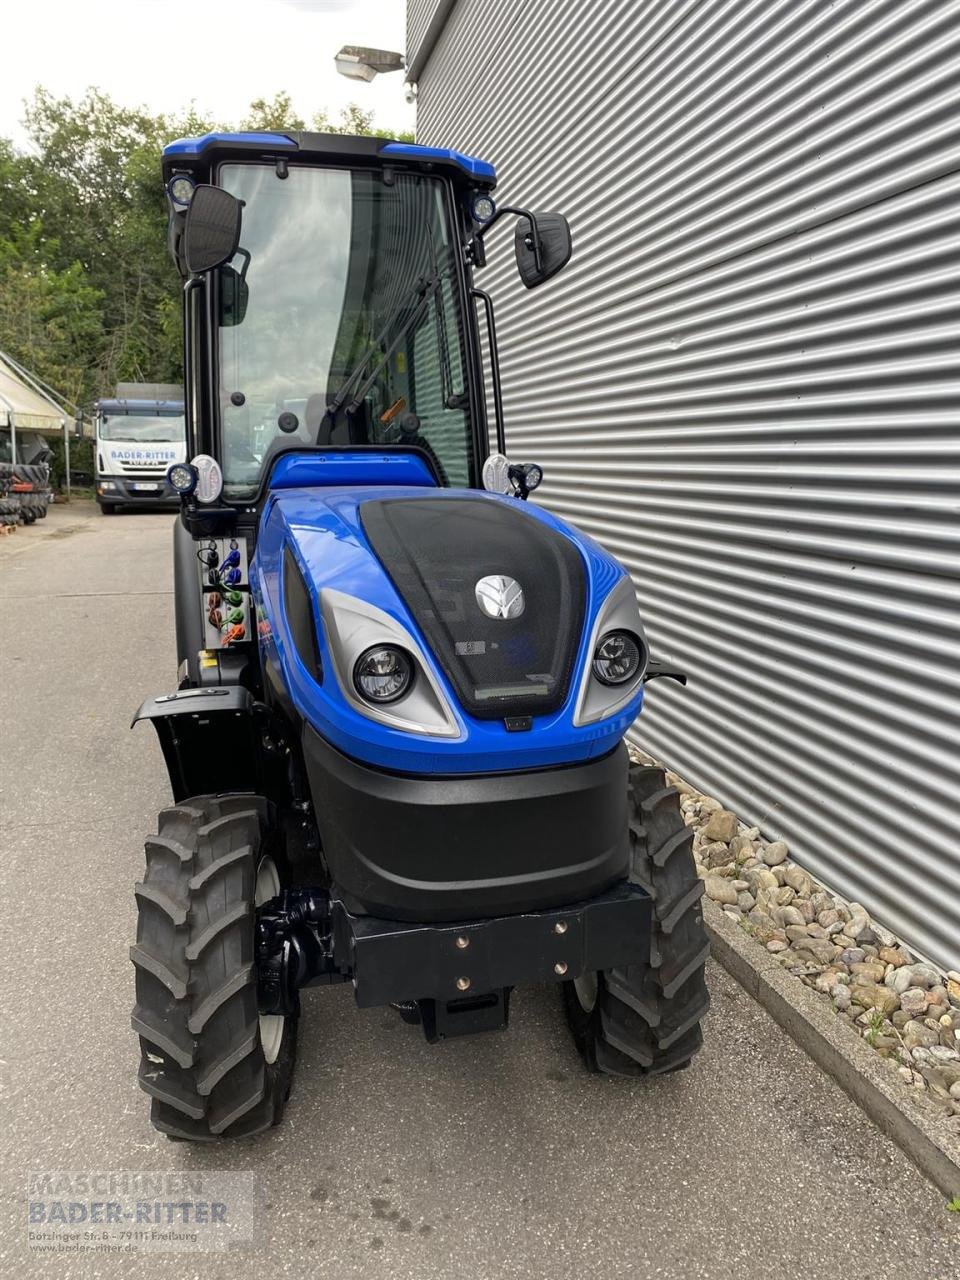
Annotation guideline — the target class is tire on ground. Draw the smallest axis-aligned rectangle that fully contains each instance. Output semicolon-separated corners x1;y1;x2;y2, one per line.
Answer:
564;761;710;1075
131;794;298;1140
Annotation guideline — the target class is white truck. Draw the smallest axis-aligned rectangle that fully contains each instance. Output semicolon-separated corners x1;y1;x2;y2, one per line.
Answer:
95;383;186;514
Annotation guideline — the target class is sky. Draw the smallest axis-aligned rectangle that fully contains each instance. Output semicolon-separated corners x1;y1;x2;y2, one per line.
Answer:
1;0;415;146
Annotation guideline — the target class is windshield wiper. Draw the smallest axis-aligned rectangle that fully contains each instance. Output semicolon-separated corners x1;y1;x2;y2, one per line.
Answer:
320;273;442;437
326;275;438;417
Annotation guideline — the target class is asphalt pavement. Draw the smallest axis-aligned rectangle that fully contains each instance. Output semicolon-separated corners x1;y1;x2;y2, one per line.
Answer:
0;502;957;1280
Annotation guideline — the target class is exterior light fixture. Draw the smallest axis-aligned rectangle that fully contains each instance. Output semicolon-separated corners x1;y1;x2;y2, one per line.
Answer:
334;46;404;82
167;462;198;495
167;175;196;207
471;194;497;224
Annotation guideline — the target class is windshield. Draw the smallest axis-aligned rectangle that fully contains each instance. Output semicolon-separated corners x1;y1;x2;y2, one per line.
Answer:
217;164;474;499
99;414;185;443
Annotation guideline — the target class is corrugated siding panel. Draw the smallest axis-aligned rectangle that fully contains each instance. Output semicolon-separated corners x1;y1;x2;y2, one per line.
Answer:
415;0;960;971
406;0;445;66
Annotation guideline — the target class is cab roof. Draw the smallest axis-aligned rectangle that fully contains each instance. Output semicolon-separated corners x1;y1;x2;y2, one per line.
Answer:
162;131;496;187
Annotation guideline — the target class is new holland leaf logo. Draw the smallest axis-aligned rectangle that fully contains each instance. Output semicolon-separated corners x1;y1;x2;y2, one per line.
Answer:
474;575;525;620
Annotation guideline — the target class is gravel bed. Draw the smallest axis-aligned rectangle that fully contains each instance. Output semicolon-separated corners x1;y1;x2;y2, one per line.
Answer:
628;746;960;1134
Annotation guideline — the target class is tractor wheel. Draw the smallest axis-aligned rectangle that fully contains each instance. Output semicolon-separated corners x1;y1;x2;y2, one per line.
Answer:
99;503;116;515
131;794;298;1140
564;761;709;1075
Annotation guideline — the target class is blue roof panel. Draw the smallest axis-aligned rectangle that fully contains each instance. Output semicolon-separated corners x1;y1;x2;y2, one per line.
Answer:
380;142;496;183
163;131;297;158
162;132;496;184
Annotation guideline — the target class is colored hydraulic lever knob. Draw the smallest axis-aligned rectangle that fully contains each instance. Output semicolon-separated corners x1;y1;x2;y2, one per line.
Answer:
226;607;245;625
222;623;246;645
220;548;241;571
224;567;242;586
207;607;223;629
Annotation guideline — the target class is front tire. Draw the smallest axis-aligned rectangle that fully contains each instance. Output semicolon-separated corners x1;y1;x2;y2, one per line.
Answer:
131;794;298;1140
564;762;709;1075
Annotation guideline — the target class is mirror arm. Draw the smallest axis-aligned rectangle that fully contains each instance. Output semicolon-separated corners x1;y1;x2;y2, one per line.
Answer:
477;205;543;274
470;287;506;456
234;247;251;283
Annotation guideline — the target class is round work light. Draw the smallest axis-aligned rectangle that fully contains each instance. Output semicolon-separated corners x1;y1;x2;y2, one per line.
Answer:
167;175;196;207
166;462;198;495
471;194;496;224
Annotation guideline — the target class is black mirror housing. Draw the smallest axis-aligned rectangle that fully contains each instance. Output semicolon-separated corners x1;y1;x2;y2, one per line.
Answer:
182;186;242;275
515;211;572;288
219;264;249;327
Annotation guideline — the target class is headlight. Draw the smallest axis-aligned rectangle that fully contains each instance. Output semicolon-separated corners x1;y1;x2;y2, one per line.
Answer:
98;480;117;491
353;646;414;703
593;631;643;686
167;462;198;495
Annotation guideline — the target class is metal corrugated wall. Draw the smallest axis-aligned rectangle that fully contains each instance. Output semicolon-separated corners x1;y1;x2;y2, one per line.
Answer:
409;0;960;972
407;0;444;74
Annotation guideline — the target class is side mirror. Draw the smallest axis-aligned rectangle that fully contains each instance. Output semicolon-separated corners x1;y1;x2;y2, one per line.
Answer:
515;211;572;288
219;253;250;327
182;186;242;275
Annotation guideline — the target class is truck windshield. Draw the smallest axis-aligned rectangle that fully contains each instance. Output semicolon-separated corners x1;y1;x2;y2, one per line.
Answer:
217;164;474;499
99;414;185;442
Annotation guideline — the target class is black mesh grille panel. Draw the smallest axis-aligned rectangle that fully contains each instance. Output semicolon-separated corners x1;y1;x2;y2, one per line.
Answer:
360;497;585;719
283;547;323;680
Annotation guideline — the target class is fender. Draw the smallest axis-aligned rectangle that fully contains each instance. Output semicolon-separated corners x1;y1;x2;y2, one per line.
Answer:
132;686;262;802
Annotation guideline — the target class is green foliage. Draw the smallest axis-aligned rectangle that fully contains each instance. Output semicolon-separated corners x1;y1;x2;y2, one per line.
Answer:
947;1197;960;1214
864;1009;886;1047
49;434;94;489
0;87;414;413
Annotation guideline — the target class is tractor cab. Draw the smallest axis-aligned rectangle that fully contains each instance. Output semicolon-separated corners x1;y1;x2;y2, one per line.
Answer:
161;131;570;514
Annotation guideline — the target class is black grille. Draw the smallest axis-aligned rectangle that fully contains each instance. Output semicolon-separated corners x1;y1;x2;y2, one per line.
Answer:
360;497;585;719
283;547;322;680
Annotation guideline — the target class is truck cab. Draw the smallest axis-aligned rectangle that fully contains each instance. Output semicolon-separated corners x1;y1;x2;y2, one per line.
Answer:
95;391;186;513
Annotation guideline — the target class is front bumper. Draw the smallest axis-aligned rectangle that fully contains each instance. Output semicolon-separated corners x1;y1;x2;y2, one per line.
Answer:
97;477;178;506
256;880;652;1026
332;881;650;1007
303;727;631;921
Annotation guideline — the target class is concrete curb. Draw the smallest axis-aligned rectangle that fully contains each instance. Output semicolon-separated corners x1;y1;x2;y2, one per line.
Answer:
703;898;960;1199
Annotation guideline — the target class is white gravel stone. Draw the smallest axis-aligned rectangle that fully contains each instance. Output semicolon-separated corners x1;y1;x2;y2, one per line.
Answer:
632;749;957;1127
704;876;739;906
899;988;927;1018
762;840;789;866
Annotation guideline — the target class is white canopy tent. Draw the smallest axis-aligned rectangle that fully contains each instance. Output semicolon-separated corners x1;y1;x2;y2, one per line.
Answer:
0;350;72;495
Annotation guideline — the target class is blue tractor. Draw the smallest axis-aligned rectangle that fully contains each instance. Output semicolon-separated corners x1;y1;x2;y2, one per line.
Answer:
131;131;708;1140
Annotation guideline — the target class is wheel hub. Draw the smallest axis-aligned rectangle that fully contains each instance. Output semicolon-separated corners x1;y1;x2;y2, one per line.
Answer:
255;857;285;1064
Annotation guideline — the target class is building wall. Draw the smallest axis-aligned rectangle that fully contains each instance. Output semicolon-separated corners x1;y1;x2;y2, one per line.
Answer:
407;0;960;971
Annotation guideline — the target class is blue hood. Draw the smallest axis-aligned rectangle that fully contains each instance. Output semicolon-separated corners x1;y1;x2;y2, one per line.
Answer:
252;485;644;774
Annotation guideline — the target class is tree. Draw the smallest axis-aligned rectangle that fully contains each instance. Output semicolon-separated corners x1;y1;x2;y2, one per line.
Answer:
243;93;305;132
0;87;415;410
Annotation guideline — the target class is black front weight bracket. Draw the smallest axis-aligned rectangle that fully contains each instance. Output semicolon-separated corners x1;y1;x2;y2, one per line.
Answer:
256;882;652;1040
